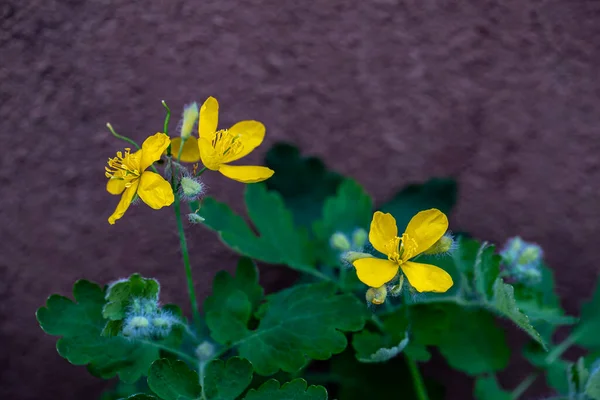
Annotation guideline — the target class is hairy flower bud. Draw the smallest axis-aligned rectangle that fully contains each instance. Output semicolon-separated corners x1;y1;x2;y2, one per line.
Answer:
351;228;368;249
195;341;216;361
188;213;205;224
180;102;199;139
330;232;351;252
179;176;204;201
366;286;388;305
424;233;455;255
341;251;374;264
500;236;544;286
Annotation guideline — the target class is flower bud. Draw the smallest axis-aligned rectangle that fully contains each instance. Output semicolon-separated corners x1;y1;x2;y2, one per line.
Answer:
180;102;199;139
179;176;204;201
352;228;368;249
500;236;544;286
188;213;205;224
366;286;387;305
195;341;216;361
330;232;351;252
342;251;374;263
424;233;455;255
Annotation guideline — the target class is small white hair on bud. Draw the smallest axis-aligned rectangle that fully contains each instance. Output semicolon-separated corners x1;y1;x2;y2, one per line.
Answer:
180;102;199;139
179;176;205;201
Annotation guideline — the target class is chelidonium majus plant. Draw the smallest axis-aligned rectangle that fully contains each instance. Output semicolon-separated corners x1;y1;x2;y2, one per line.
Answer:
37;97;600;400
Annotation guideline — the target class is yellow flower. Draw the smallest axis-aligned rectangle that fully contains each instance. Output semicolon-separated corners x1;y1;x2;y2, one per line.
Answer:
352;209;454;293
196;96;274;183
106;133;175;224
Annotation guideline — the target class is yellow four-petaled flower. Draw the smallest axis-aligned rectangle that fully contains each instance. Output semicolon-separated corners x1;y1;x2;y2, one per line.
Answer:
106;133;174;224
353;209;454;292
170;96;274;183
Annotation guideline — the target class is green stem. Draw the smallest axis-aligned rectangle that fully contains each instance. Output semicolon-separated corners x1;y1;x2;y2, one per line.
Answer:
173;194;202;329
138;339;197;365
545;332;580;364
162;100;172;156
406;356;429;400
195;166;207;177
199;361;207;400
162;100;171;135
511;331;582;399
511;373;538;400
106;123;140;150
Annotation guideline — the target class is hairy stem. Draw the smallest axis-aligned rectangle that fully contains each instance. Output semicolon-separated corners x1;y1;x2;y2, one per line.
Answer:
173;193;202;329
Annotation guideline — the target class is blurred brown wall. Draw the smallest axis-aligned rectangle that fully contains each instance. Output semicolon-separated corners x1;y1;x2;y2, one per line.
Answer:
2;0;600;398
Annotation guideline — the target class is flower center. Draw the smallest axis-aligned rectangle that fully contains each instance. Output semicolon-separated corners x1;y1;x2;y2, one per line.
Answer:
212;129;243;159
105;148;141;186
386;234;419;264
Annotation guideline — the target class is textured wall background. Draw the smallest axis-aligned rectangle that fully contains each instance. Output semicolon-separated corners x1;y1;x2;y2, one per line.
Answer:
2;0;600;398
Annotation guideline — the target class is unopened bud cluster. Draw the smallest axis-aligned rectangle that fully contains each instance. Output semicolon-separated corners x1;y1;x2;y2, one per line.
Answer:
500;236;543;286
330;228;372;266
121;297;180;339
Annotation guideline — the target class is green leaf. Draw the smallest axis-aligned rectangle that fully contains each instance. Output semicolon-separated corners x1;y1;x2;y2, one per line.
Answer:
312;179;373;264
36;280;167;383
103;274;160;321
585;363;600;400
264;143;343;227
574;275;600;349
491;278;546;350
147;359;201;400
568;358;589;396
204;357;254;400
379;178;457;230
436;308;510;375
474;376;511;400
199;183;316;273
121;395;158;400
204;258;264;345
212;281;367;375
409;304;510;375
513;262;576;341
313;179;372;241
243;379;327;400
352;330;409;363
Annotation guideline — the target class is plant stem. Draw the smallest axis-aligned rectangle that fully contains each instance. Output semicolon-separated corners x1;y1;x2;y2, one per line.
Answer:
511;373;538;400
511;331;582;399
545;332;580;364
406;356;429;400
173;192;202;329
195;166;207;177
106;123;140;150
138;339;197;365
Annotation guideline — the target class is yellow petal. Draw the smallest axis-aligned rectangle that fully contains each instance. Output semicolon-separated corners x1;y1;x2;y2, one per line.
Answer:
353;258;399;288
171;137;201;162
401;261;453;293
199;96;219;141
404;209;449;257
218;164;274;183
369;211;398;256
198;137;221;170
106;178;126;195
140;132;171;171
108;180;139;225
137;171;175;209
221;120;266;163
